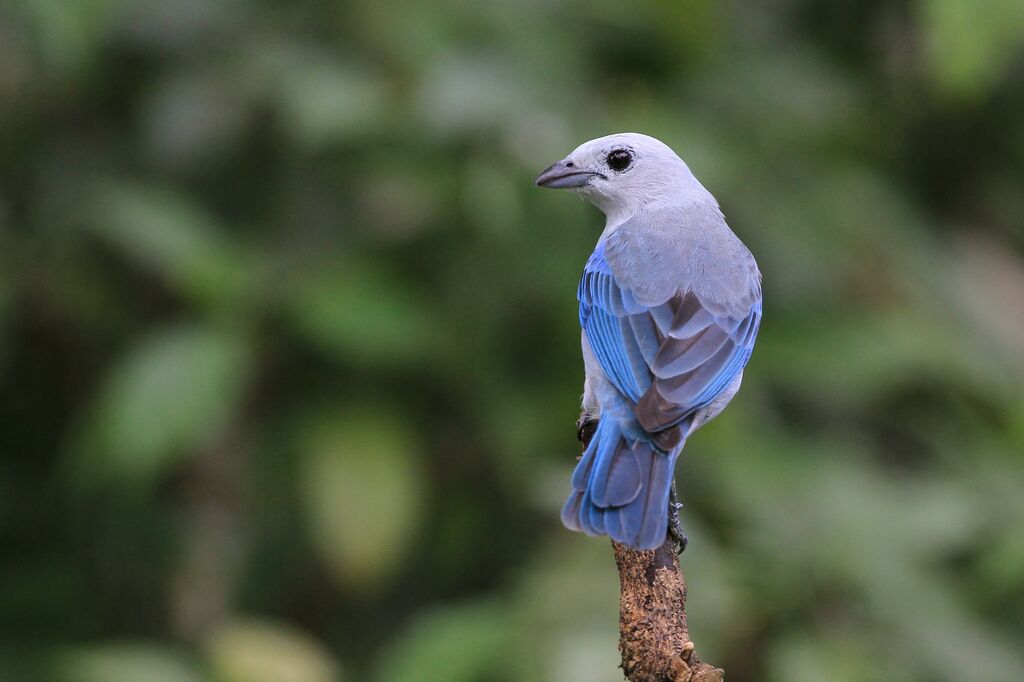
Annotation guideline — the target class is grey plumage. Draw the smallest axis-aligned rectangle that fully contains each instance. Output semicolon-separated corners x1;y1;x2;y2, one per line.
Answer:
603;206;761;317
537;133;762;549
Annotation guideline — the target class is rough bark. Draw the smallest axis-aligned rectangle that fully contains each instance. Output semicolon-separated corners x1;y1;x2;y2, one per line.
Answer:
579;419;723;682
613;539;723;682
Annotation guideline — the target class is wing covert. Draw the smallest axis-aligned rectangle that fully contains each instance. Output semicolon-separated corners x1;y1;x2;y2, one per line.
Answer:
579;243;761;438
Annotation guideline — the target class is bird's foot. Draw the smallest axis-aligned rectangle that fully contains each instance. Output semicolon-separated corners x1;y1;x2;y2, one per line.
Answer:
576;416;598;446
668;480;688;554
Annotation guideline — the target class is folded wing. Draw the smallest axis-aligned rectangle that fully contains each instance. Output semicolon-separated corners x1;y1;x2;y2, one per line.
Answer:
578;240;761;440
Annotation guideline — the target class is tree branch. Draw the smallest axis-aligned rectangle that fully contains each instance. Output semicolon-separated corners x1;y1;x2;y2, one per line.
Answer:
579;419;723;682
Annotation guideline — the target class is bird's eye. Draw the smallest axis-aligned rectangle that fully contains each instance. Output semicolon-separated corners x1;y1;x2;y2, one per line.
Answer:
606;149;633;171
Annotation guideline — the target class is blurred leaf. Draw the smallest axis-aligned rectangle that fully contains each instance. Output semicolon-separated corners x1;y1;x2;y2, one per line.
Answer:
261;49;388;148
87;182;249;306
374;600;513;682
767;630;910;682
287;264;436;366
460;158;522;235
921;0;1024;99
511;539;626;682
975;522;1024;599
949;233;1024;359
415;55;538;136
300;409;423;589
759;307;1013;405
694;46;865;149
207;619;339;682
117;0;234;52
354;165;441;242
71;324;250;487
9;0;125;73
141;71;249;171
546;632;624;682
54;643;201;682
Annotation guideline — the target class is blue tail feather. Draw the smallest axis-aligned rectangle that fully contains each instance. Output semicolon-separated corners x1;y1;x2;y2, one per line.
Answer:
561;417;681;550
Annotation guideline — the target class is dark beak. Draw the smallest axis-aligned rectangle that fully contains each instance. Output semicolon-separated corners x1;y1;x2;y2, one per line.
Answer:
534;160;603;189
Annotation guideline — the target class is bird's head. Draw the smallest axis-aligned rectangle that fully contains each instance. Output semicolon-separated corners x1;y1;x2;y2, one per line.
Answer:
535;133;706;222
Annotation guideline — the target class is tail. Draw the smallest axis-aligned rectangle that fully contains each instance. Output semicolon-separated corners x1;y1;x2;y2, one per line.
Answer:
560;417;682;550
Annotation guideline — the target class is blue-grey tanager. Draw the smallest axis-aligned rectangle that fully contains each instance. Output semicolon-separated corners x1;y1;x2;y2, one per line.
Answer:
536;133;762;550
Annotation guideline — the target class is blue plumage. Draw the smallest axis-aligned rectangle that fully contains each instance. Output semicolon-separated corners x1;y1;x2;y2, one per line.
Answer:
564;249;760;548
536;132;762;550
561;416;677;550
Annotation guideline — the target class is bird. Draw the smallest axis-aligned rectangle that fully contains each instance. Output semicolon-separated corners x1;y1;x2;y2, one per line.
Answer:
535;133;762;551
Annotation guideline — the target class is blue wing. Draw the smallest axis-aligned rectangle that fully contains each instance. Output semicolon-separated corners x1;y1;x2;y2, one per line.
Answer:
578;242;761;439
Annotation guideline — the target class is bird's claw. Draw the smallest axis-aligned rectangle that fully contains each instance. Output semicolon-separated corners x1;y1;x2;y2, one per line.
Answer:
576;417;598;445
668;501;688;554
668;480;688;554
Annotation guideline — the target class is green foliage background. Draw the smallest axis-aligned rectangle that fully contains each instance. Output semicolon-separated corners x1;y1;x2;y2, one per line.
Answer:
1;1;1023;681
